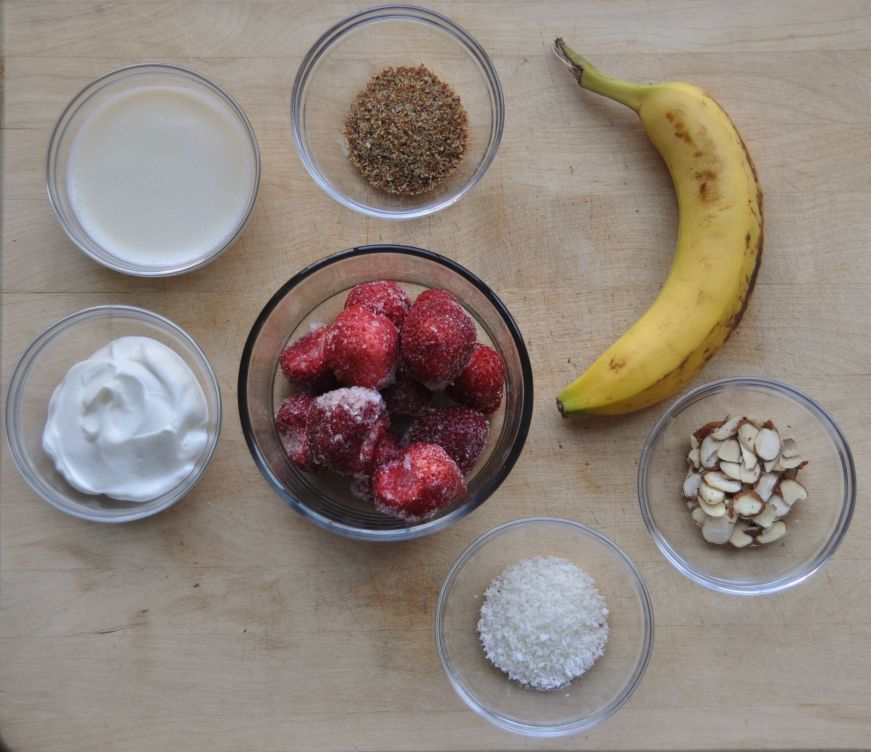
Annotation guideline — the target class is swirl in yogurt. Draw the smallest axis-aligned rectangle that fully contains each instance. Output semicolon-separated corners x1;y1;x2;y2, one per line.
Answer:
42;336;209;502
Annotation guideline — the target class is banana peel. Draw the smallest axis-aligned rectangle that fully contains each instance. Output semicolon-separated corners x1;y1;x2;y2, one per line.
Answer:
553;39;763;417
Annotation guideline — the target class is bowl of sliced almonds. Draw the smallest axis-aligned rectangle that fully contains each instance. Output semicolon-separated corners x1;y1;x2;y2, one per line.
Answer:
638;377;855;595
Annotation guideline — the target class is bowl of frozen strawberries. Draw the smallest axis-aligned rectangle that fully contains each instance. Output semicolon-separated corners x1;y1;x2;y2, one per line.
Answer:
238;245;533;540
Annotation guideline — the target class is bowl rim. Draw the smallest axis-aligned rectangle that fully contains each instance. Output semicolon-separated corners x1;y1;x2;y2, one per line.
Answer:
3;304;223;523
237;244;534;541
435;516;655;737
289;3;505;220
637;376;856;596
46;62;261;277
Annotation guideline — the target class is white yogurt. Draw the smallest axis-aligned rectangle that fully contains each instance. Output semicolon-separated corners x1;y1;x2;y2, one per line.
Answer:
66;84;255;268
42;336;209;502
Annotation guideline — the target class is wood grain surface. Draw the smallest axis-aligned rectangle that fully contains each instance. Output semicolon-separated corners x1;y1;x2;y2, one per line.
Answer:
2;2;870;750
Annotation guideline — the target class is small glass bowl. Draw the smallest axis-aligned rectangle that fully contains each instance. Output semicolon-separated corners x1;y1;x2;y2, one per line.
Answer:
436;518;654;737
638;377;855;595
290;5;504;220
4;306;222;522
238;245;533;541
47;64;260;276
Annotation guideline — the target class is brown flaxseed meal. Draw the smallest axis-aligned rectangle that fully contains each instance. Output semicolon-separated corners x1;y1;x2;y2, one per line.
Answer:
343;65;469;197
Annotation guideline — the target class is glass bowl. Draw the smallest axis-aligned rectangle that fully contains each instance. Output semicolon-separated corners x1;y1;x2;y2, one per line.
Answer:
638;377;855;595
290;5;504;220
47;64;260;276
238;244;533;541
436;517;654;737
4;305;222;522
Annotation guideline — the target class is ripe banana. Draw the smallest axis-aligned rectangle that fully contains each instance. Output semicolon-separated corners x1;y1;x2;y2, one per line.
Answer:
553;39;763;416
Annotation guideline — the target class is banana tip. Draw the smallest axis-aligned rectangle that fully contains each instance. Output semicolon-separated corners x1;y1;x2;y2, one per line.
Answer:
552;38;582;82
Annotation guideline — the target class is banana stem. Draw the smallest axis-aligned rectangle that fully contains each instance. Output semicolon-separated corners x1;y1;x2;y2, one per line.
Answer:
553;38;645;112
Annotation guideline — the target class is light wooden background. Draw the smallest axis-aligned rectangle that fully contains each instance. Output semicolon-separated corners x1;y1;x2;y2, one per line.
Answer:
2;1;870;750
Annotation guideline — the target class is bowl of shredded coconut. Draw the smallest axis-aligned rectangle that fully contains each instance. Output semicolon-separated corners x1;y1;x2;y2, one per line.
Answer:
436;517;653;737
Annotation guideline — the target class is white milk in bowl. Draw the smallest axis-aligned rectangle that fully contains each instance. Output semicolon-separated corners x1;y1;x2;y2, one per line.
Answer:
51;66;259;274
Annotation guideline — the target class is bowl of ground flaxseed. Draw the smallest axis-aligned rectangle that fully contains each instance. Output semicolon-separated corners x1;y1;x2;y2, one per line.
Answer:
290;5;504;220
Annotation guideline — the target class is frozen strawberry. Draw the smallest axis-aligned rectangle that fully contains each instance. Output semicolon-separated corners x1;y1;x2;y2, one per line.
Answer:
325;305;399;390
400;291;475;389
447;343;505;414
275;393;318;472
306;387;389;475
402;406;489;475
381;368;433;417
279;325;336;392
350;433;402;502
373;432;401;467
345;280;411;329
414;288;458;308
373;443;466;521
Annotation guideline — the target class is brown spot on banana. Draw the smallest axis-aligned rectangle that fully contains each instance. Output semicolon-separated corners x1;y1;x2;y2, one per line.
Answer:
724;231;763;338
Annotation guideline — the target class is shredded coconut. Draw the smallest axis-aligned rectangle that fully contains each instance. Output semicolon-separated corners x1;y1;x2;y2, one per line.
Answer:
477;556;609;691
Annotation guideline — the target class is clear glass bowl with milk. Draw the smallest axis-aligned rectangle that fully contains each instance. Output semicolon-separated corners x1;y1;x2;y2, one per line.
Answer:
47;64;260;276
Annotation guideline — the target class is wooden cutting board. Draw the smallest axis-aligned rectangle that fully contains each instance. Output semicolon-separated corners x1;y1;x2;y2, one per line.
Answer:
2;1;870;750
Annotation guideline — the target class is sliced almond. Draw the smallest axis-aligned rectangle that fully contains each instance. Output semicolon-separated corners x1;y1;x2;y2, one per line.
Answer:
769;494;791;519
703;471;742;494
686;418;804;549
716;438;741;464
739;462;761;484
777;454;804;470
699;483;726;504
730;522;755;548
683;471;703;499
754;427;781;461
781;437;799;458
737;420;759;452
732;491;764;517
711;416;741;441
697;494;727;517
693;420;725;442
752;502;778;529
740;443;759;471
702;515;735;545
779;478;808;506
700;435;723;469
754;472;779;502
720;461;743;481
757;520;786;545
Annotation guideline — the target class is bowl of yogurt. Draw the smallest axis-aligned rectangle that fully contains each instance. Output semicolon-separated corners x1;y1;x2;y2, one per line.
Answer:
4;305;222;522
47;64;260;276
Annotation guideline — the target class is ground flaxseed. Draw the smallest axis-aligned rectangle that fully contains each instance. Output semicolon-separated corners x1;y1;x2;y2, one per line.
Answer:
343;65;469;197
